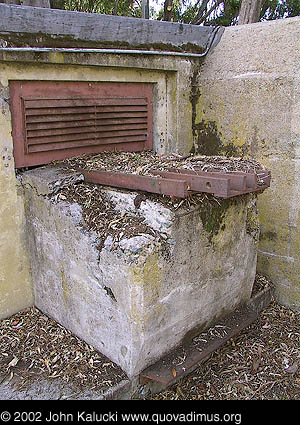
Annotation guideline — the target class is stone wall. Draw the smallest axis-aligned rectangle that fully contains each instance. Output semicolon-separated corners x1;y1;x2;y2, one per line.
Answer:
195;17;300;311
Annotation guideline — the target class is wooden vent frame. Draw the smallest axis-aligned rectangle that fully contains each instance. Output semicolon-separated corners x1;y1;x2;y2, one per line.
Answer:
9;81;153;168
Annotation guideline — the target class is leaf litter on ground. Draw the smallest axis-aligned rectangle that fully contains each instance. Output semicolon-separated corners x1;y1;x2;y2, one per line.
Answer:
0;275;299;399
0;307;127;394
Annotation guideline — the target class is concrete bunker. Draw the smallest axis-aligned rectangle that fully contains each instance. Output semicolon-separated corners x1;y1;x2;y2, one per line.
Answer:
19;152;269;378
0;4;274;385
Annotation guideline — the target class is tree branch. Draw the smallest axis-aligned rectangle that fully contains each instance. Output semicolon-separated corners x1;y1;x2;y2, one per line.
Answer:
194;0;224;25
114;0;119;15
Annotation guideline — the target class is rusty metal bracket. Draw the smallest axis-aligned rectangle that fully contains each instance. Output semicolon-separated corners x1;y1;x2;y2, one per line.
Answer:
81;169;189;198
152;170;231;197
80;168;271;199
156;168;271;198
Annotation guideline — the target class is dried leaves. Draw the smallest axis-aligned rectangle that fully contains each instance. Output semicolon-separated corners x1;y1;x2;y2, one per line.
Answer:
1;276;299;400
61;151;265;176
52;151;261;247
0;307;126;392
151;276;300;400
54;181;160;251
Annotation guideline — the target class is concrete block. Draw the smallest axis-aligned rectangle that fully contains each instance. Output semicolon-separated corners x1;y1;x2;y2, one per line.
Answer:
21;165;259;377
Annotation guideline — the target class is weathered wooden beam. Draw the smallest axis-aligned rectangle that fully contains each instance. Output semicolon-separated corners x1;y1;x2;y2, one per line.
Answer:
0;4;220;52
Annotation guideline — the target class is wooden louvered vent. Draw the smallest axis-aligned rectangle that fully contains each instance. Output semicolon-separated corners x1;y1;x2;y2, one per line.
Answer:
10;81;153;168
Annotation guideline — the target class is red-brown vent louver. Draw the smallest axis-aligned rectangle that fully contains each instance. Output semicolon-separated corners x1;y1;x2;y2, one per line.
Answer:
9;81;153;168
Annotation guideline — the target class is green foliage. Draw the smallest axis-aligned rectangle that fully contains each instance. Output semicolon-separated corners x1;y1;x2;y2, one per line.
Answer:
157;0;300;25
155;0;242;25
50;0;140;17
50;0;300;25
212;0;241;26
261;0;300;20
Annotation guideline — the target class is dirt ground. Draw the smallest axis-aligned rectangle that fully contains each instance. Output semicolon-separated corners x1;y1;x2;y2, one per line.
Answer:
0;275;299;400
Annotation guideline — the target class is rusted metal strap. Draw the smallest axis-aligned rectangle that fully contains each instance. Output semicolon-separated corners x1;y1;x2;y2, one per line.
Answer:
152;170;231;197
80;169;189;198
166;168;247;191
80;168;270;199
167;168;270;188
155;168;271;198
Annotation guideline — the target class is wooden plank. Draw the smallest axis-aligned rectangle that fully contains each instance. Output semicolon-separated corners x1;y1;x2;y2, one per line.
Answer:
81;170;189;198
0;4;217;52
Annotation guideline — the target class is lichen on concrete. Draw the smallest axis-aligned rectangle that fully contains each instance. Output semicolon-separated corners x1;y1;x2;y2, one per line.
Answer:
19;164;260;377
193;17;300;311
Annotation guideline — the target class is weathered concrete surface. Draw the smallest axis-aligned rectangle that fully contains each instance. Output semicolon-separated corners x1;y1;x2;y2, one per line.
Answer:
195;17;300;311
0;3;218;52
0;375;131;400
21;165;259;377
0;81;33;319
0;48;195;319
0;52;194;155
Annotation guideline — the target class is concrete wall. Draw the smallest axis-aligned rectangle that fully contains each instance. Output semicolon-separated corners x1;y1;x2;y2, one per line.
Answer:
0;43;197;318
0;5;220;320
1;6;300;317
0;81;33;319
195;17;300;311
